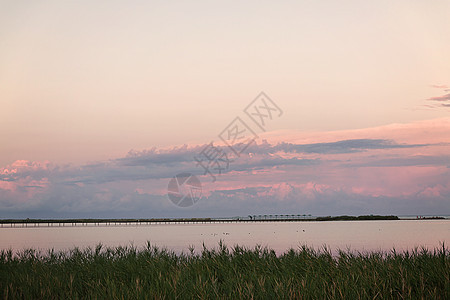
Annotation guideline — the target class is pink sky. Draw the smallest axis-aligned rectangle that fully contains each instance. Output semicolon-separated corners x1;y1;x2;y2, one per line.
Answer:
1;1;449;217
1;117;449;218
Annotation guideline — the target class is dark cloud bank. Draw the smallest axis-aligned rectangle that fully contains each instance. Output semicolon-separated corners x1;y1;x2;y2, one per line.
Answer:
1;139;448;218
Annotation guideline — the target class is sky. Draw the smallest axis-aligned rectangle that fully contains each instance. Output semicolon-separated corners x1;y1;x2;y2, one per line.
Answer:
1;0;450;218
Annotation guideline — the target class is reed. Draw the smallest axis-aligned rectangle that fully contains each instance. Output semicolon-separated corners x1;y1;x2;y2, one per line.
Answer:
1;242;448;299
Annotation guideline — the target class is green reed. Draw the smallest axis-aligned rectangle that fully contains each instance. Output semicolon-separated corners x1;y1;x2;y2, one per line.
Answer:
1;242;448;299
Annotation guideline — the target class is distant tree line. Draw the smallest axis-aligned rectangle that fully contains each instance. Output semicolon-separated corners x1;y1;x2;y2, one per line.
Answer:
314;215;399;221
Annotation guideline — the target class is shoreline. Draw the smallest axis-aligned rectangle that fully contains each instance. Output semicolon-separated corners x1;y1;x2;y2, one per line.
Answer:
0;214;448;226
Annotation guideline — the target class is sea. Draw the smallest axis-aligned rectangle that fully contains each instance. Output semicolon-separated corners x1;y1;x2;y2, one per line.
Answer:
1;219;449;255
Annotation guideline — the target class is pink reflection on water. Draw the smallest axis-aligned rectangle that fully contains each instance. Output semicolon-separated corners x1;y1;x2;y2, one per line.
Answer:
1;220;449;255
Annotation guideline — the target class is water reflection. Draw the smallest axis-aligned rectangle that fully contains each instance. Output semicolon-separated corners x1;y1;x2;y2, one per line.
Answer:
1;220;448;255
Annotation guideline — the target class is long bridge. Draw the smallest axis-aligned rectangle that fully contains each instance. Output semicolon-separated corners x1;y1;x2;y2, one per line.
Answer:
0;215;404;227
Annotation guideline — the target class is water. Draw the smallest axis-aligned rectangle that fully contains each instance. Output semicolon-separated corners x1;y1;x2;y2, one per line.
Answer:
1;220;449;254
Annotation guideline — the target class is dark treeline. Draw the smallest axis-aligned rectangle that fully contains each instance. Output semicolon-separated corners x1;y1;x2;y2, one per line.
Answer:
315;215;399;221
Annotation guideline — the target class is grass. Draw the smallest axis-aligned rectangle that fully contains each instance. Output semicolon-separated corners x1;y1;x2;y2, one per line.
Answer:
1;242;448;299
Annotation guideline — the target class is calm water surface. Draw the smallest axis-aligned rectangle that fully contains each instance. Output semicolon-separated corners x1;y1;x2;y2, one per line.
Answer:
1;220;449;254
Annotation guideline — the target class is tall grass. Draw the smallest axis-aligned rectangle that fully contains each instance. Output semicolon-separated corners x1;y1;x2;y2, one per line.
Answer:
1;242;448;299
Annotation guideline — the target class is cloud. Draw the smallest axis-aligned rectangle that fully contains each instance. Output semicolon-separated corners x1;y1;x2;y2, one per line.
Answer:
428;93;450;102
431;84;448;89
117;145;204;166
344;155;450;168
425;85;450;108
1;120;450;218
426;92;450;108
271;139;428;154
203;181;450;216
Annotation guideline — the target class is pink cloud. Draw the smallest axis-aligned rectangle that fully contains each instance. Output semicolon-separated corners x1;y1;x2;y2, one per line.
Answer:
431;84;448;89
428;93;450;102
2;118;450;216
0;160;51;198
260;117;450;145
417;184;449;198
1;160;51;173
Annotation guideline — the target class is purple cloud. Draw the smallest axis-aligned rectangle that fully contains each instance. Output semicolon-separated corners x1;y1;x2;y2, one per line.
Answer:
1;136;449;218
428;93;450;102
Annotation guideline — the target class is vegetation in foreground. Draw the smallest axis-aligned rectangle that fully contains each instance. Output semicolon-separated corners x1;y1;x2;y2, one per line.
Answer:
1;243;448;299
